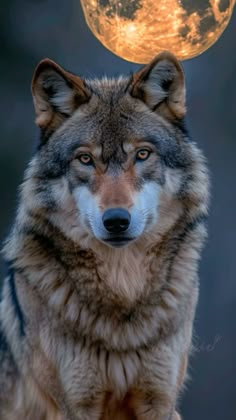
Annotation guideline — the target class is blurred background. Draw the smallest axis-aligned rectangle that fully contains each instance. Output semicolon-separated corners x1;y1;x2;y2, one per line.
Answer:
0;1;235;418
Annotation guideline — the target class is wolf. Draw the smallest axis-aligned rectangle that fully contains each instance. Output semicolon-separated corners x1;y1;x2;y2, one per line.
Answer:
0;51;209;420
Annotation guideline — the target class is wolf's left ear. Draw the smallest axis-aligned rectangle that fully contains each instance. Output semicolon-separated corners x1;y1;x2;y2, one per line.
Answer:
130;51;186;120
31;59;91;138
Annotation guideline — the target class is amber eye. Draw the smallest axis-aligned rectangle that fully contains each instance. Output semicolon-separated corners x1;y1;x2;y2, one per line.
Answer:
78;154;93;166
136;149;151;162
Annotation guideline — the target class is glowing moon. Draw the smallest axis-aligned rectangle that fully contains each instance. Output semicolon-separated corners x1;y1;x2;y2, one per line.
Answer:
80;0;235;63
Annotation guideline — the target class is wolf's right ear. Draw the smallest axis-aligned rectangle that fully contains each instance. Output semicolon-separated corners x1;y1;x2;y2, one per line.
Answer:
31;59;91;140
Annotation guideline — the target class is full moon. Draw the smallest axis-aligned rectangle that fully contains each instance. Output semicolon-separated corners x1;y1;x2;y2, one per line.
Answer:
80;0;235;63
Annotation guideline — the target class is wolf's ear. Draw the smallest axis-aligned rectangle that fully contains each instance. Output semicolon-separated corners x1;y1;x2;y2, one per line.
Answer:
130;51;186;120
31;59;90;139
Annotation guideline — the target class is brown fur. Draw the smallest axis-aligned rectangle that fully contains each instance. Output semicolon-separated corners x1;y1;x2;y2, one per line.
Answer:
0;52;209;419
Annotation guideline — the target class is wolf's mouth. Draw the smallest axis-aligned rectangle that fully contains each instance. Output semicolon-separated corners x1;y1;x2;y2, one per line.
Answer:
103;237;135;248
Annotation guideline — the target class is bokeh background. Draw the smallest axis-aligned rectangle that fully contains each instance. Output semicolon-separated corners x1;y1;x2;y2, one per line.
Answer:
0;1;235;419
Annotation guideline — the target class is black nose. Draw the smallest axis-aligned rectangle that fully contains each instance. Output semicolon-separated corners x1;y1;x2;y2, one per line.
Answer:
102;208;131;234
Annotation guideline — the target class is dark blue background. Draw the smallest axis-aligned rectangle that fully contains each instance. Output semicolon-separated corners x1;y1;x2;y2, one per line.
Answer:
0;2;235;418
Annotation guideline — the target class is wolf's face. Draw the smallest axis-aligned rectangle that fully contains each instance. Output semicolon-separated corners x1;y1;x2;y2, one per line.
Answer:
28;52;188;248
71;147;160;248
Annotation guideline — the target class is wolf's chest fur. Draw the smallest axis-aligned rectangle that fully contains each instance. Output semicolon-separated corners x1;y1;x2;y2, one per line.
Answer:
9;233;184;407
95;244;153;302
15;247;156;410
39;322;143;398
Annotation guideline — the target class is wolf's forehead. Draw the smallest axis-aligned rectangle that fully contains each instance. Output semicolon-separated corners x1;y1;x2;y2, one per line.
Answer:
86;76;130;99
81;94;138;161
71;77;160;160
94;116;132;162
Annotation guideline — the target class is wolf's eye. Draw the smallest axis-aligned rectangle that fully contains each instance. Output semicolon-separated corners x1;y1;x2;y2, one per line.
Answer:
78;154;93;166
136;149;151;162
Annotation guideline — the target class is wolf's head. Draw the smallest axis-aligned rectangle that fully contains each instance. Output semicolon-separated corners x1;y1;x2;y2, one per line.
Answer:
22;52;205;250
